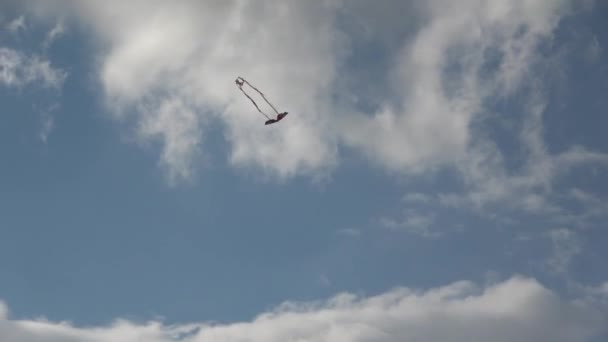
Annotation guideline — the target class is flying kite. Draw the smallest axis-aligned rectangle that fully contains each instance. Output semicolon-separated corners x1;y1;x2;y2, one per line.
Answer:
235;76;288;125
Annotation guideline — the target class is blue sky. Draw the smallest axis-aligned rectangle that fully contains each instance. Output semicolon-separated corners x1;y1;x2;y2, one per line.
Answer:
1;1;608;341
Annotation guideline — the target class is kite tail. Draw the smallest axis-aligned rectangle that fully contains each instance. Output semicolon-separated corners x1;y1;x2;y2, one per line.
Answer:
235;77;281;118
242;79;281;116
238;86;271;119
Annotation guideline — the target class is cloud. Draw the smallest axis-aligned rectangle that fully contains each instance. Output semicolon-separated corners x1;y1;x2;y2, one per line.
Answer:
432;93;608;227
38;103;60;144
380;209;440;238
0;301;7;320
38;0;340;183
6;16;26;34
16;0;585;185
0;276;606;342
558;188;608;228
14;0;607;241
585;35;602;64
39;113;54;143
588;282;608;300
43;20;66;49
372;0;607;236
1;21;66;143
336;228;361;238
317;274;332;288
545;228;582;275
137;97;202;184
402;192;431;204
340;0;567;171
437;144;608;223
0;47;66;89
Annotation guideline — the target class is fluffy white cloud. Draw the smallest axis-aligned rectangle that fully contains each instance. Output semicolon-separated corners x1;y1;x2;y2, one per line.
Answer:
1;277;606;342
18;0;591;184
36;0;340;181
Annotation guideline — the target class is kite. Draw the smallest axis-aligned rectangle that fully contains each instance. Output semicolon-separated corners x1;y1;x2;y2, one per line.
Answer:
235;76;288;125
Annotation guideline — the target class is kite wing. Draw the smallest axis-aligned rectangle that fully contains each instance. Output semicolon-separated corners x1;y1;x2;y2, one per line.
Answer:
265;112;288;125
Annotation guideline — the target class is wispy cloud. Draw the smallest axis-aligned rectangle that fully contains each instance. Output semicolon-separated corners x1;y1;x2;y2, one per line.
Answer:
402;192;432;204
39;112;54;144
339;0;567;174
1;21;67;145
6;15;26;34
137;97;202;185
380;209;441;238
545;228;582;275
43;19;66;49
0;47;66;90
585;35;602;64
336;228;361;238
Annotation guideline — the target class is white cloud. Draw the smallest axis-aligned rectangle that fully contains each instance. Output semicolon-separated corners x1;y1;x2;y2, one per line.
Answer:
580;282;608;302
380;209;440;238
317;274;332;288
43;20;66;49
343;0;607;230
0;47;66;89
6;16;26;34
432;88;608;223
15;0;579;183
546;228;582;275
585;35;602;64
0;26;66;143
43;0;340;183
340;0;567;172
39;112;54;144
437;143;608;220
402;192;431;204
0;276;606;342
336;228;361;238
566;188;608;223
593;283;608;299
137;97;202;184
16;0;607;205
556;146;608;168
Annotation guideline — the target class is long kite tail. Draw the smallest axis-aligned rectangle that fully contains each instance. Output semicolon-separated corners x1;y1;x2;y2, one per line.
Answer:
235;77;281;118
238;86;271;119
241;79;280;116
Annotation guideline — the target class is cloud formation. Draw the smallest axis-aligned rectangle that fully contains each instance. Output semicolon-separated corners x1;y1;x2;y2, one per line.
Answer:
0;47;66;90
19;0;598;185
545;228;582;275
0;276;606;342
46;0;340;181
13;0;607;252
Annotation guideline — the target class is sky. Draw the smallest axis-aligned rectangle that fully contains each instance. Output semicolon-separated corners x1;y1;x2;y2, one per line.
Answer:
1;0;608;341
